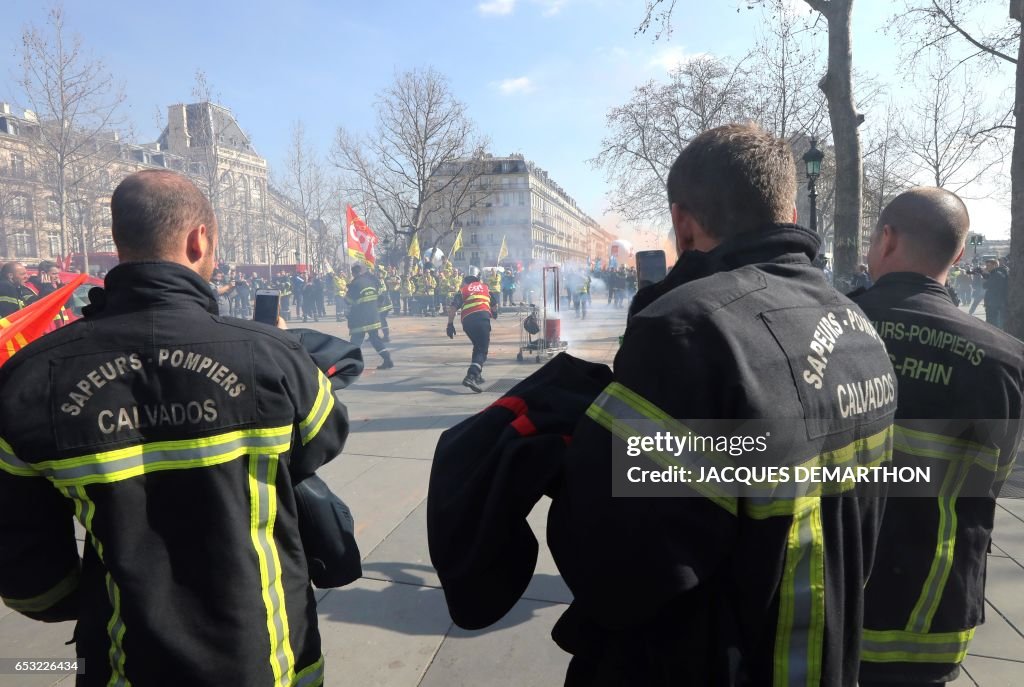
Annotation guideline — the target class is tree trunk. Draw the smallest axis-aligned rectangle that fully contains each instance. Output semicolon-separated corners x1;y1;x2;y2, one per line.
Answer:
1009;27;1024;340
817;0;862;287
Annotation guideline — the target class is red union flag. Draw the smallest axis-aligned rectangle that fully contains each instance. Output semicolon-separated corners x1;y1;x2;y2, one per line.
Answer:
346;205;378;266
0;274;88;367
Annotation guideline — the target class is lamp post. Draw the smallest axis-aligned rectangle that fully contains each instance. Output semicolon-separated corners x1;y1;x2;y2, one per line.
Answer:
802;137;825;235
968;234;984;261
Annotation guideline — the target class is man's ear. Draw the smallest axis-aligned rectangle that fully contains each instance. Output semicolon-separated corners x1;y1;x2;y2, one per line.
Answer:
881;224;899;258
186;224;209;263
670;203;693;254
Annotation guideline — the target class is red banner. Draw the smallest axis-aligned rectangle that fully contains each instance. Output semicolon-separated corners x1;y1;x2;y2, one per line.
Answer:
0;274;88;366
346;205;378;266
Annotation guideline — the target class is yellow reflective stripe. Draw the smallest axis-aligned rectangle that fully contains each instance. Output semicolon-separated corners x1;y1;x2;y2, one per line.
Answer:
1;566;79;613
906;458;972;634
66;486;130;686
894;425;1000;470
33;427;293;487
0;437;36;477
773;501;826;687
105;573;129;687
248;454;295;685
294;656;325;687
299;373;335;446
584;397;738;515
861;627;975;664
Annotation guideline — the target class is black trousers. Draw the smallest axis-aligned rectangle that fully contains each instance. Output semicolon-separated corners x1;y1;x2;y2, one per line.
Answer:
351;329;389;359
462;313;491;375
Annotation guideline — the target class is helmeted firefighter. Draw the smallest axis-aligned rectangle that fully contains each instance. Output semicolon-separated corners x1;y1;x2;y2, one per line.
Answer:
851;188;1024;687
345;263;394;369
446;267;497;393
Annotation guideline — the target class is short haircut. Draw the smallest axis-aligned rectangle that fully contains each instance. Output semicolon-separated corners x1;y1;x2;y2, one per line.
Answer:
1;262;20;279
878;188;970;272
667;123;797;239
110;170;216;261
38;260;57;273
351;264;364;276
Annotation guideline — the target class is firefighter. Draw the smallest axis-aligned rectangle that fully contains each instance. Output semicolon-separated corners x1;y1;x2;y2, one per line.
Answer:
435;265;452;320
487;269;502;304
544;125;896;685
278;273;293;322
385;268;401;318
333;271;348;322
400;272;414;316
346;263;394;369
0;261;35;317
375;267;394;343
446;266;497;393
851;188;1024;687
0;170;349;686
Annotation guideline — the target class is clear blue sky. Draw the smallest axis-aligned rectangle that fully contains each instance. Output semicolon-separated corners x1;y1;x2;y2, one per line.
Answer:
1;0;1014;243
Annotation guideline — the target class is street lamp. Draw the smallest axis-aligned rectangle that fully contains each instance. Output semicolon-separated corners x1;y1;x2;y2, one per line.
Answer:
968;234;985;261
803;137;825;235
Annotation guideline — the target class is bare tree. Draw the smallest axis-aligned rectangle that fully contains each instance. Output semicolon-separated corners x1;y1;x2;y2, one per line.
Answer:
862;101;914;228
427;153;491;256
898;53;1001;193
330;67;486;272
895;0;1022;338
592;55;753;222
637;0;863;286
18;5;127;273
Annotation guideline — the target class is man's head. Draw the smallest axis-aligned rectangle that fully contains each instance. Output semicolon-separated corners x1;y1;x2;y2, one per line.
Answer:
1;262;26;286
866;187;970;284
666;123;797;256
111;170;218;280
985;258;999;273
37;261;60;284
351;263;364;277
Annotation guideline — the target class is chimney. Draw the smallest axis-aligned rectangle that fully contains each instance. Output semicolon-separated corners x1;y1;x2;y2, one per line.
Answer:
0;103;10;115
164;104;189;152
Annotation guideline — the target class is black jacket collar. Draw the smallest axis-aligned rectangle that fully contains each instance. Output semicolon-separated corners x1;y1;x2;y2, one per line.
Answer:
868;272;953;304
630;223;820;317
86;262;218;317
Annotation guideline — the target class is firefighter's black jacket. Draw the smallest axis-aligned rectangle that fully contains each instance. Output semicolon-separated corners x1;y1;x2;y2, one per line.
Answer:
344;272;382;334
0;262;349;686
547;224;897;686
852;272;1024;684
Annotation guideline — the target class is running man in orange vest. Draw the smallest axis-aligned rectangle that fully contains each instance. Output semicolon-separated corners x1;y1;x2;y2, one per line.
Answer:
445;267;498;393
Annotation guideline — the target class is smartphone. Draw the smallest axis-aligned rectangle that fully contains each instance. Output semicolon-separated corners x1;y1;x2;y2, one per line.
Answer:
253;289;281;325
635;250;667;290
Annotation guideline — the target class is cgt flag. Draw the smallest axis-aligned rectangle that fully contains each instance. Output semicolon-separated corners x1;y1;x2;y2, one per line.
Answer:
346;205;378;265
0;273;87;366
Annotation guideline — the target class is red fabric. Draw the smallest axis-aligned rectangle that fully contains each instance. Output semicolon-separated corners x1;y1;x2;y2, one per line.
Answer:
459;281;492;320
489;396;527;416
510;415;537;437
0;274;87;366
346;205;378;265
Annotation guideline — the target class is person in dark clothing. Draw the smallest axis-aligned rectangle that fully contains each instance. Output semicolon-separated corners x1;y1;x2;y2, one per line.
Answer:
0;261;35;317
543;124;896;686
446;267;498;393
302;276;319;323
233;275;252;318
981;258;1009;329
851;188;1024;687
346;263;393;369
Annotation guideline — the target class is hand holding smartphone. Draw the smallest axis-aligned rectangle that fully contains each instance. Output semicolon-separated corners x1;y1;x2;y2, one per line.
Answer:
253;289;281;325
635;250;667;290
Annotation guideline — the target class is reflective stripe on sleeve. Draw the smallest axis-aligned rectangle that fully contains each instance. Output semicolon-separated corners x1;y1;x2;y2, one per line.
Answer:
0;437;37;477
1;566;80;613
773;501;826;687
248;454;295;686
894;425;1000;472
294;655;325;687
299;372;335;446
861;627;975;664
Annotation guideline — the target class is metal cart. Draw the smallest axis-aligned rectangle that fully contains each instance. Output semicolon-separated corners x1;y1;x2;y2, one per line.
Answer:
516;266;568;363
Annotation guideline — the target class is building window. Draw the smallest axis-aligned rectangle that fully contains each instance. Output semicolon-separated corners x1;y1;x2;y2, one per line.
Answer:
470;251;480;265
12;194;31;219
10;153;25;177
47;198;59;222
516;192;527;207
470;233;478;245
12;231;33;257
47;232;61;257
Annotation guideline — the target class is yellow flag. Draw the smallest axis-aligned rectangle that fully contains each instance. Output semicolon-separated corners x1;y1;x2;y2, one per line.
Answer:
497;235;508;262
451;228;463;256
408;233;421;259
